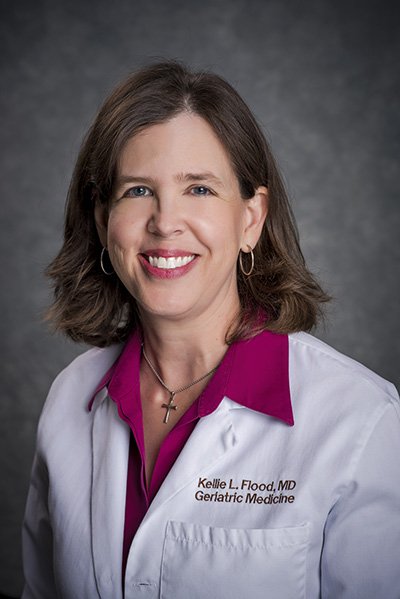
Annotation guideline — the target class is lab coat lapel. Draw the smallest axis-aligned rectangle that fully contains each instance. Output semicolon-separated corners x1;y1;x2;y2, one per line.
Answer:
90;391;130;599
148;398;238;514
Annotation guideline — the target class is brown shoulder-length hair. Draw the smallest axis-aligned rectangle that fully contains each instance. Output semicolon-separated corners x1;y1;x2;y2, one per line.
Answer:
46;60;330;347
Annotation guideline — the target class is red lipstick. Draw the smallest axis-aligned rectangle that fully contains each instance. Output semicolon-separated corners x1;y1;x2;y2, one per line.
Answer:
138;252;199;279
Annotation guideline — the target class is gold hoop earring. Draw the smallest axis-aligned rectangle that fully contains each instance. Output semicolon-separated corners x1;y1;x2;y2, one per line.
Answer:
239;245;254;276
100;247;114;275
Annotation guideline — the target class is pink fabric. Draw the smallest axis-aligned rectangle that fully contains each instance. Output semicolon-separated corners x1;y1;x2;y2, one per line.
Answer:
89;328;293;581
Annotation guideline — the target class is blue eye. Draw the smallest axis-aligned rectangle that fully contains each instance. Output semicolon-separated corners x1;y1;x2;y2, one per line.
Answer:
192;186;211;195
127;186;151;197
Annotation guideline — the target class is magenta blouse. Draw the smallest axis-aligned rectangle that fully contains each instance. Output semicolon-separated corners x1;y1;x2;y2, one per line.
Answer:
90;328;293;581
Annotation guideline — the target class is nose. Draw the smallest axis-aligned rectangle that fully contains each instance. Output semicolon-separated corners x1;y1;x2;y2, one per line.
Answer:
146;194;184;238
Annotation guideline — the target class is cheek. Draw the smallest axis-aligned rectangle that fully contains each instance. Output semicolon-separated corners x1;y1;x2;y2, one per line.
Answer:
216;207;246;250
105;217;136;280
204;199;245;235
106;210;136;248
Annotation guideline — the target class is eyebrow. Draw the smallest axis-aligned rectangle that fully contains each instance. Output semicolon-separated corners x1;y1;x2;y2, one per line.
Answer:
116;172;225;188
116;175;154;187
174;172;225;186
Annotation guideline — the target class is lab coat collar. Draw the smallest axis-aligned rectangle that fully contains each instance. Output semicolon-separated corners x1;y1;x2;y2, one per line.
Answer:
89;328;294;426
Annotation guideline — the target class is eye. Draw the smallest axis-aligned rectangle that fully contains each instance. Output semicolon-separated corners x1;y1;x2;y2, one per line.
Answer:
191;186;213;196
125;185;152;197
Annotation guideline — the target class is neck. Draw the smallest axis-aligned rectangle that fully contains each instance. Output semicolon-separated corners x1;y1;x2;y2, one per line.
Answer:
139;306;238;391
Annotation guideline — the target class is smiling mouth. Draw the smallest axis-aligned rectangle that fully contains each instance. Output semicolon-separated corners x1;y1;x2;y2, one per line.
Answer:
145;255;196;270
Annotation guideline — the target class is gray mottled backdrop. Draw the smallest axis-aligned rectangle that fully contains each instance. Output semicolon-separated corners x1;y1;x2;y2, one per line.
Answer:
1;0;399;595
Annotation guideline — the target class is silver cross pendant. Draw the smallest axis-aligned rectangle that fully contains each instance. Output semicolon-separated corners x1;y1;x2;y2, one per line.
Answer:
162;391;178;424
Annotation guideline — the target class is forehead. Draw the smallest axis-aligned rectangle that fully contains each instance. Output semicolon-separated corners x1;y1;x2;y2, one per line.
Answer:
118;113;235;180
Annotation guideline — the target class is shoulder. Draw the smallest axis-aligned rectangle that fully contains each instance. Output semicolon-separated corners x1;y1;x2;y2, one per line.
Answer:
47;344;123;402
38;344;123;434
288;331;399;416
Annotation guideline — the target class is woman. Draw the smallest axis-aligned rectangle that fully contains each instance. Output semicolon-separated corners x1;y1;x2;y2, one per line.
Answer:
22;61;400;598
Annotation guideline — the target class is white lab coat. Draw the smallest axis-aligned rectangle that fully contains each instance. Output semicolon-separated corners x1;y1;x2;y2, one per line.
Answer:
22;332;400;599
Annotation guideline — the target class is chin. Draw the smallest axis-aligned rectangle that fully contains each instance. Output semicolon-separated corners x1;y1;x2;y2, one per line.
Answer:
139;297;196;320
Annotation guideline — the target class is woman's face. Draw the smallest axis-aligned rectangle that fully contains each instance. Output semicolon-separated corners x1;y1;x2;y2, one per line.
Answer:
95;112;267;328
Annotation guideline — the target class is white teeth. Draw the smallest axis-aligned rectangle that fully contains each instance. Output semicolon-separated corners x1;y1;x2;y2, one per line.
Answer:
148;255;195;269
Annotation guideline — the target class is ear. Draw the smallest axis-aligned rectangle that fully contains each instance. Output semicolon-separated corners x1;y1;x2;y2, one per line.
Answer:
241;185;268;250
94;200;108;248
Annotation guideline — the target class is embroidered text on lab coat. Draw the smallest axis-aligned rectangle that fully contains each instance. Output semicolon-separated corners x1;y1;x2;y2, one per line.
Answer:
194;476;297;504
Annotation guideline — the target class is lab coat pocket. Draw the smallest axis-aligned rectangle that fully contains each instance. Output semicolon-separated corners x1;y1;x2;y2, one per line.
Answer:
160;520;310;599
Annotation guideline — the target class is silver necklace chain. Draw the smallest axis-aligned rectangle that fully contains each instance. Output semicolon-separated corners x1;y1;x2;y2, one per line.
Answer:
142;343;220;423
